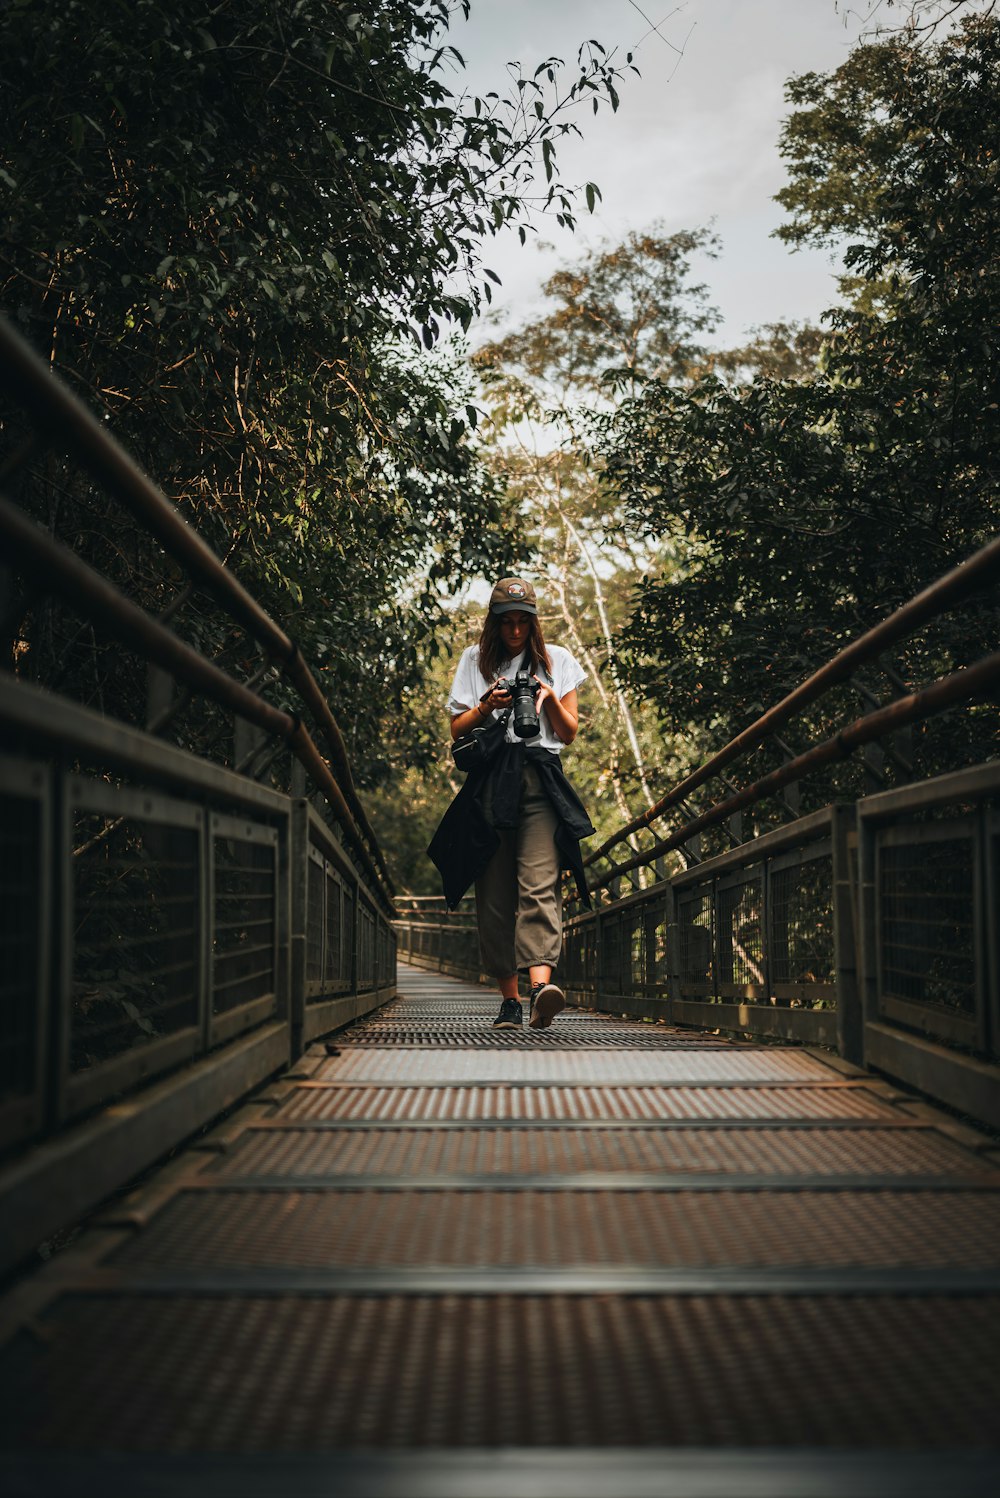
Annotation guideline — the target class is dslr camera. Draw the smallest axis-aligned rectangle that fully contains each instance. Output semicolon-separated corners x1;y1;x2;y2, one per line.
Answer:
497;669;541;739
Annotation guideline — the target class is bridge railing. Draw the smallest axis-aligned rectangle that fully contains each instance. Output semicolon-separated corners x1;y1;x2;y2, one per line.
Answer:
562;536;1000;1127
0;316;395;1273
395;896;480;983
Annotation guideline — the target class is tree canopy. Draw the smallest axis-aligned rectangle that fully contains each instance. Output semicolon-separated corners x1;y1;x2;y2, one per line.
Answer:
1;0;629;784
602;11;999;804
478;225;720;395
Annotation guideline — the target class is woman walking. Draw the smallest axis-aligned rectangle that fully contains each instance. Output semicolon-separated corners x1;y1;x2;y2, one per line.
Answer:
428;577;594;1030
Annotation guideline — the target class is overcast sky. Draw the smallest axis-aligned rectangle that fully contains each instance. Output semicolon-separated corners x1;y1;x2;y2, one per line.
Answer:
448;0;878;348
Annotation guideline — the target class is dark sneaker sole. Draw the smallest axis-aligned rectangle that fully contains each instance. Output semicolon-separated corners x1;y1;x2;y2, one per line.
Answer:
492;1020;522;1029
528;984;566;1029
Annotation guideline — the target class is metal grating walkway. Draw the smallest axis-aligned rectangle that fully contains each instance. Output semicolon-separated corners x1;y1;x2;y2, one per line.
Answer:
2;962;1000;1497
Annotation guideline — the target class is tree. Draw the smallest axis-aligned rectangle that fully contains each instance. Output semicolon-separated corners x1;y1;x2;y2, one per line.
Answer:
0;0;630;785
468;228;720;854
699;321;826;384
479;224;720;396
604;13;1000;811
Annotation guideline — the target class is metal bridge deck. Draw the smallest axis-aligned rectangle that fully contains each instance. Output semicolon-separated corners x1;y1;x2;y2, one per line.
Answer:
3;962;1000;1497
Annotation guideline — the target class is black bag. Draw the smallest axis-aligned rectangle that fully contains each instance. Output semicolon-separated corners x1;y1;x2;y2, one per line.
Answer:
451;705;511;772
450;650;525;773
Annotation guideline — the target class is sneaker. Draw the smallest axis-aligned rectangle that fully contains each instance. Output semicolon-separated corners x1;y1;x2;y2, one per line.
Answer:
528;982;566;1030
492;997;523;1029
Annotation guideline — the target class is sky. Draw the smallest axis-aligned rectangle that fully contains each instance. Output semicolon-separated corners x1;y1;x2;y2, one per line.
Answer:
446;0;881;348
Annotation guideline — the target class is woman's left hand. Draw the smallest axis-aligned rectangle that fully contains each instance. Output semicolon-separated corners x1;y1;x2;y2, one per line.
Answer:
538;684;579;744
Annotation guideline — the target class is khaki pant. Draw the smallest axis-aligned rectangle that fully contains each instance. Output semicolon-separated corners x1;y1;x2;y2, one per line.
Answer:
475;762;563;979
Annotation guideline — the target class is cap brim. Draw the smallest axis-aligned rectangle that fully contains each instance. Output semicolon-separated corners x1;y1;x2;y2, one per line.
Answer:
491;601;537;616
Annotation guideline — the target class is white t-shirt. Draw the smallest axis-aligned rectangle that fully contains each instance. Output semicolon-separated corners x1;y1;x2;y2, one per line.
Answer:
447;643;587;755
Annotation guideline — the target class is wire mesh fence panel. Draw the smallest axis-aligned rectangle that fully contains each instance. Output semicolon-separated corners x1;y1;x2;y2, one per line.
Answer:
443;921;481;976
342;884;356;989
376;919;395;988
599;910;623;996
677;885;713;999
461;923;482;973
563;919;597;997
627;909;645;992
0;771;45;1143
212;824;277;1017
580;920;598;991
322;867;349;996
643;898;669;998
357;902;375;991
876;821;977;1046
716;871;766;998
306;850;325;988
769;847;836;1006
71;801;201;1071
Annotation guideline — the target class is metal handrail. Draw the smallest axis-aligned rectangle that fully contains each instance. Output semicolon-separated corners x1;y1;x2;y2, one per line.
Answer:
596;647;1000;885
585;533;1000;879
0;492;395;908
0;312;391;892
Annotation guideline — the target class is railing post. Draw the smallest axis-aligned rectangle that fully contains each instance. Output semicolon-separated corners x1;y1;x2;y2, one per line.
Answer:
664;878;679;1024
975;802;991;1057
48;767;72;1129
288;801;308;1062
273;804;293;1060
350;875;360;998
856;801;879;1059
593;899;603;1012
197;806;213;1058
832;803;863;1063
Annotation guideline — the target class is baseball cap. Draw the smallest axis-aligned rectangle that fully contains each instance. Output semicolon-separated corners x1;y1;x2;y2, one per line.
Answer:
489;577;538;616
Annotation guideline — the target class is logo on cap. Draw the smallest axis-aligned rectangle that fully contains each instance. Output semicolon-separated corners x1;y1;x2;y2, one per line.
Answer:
507;583;526;598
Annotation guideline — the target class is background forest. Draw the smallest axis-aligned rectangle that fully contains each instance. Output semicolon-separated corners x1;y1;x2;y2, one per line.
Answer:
2;1;997;892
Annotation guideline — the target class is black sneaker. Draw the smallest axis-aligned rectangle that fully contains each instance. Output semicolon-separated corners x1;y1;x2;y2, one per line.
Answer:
492;997;523;1029
528;982;566;1030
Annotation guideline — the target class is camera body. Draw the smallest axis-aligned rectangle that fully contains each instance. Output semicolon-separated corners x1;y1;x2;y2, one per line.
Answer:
497;669;541;739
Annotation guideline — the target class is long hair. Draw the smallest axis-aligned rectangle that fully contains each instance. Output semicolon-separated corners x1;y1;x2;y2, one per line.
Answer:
478;612;552;683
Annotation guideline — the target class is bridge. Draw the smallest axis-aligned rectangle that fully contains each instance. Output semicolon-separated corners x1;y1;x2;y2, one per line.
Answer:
1;313;999;1495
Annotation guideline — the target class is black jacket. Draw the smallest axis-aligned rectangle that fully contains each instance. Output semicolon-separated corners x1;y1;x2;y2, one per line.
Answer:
427;742;595;910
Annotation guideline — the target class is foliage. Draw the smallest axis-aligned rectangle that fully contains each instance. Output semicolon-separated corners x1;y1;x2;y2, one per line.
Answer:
699;321;826;384
478;225;720;395
604;13;1000;804
0;0;631;785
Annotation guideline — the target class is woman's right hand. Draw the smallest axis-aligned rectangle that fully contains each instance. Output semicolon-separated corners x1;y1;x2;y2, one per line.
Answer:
452;682;512;742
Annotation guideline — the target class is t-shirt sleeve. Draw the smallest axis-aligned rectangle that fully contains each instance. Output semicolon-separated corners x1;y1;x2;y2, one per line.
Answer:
447;648;480;716
555;647;587;698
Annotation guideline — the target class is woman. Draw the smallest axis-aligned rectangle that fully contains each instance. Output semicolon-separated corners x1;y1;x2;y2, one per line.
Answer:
428;576;594;1030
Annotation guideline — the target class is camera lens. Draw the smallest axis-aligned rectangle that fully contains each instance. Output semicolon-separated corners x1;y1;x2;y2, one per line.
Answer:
512;670;540;738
